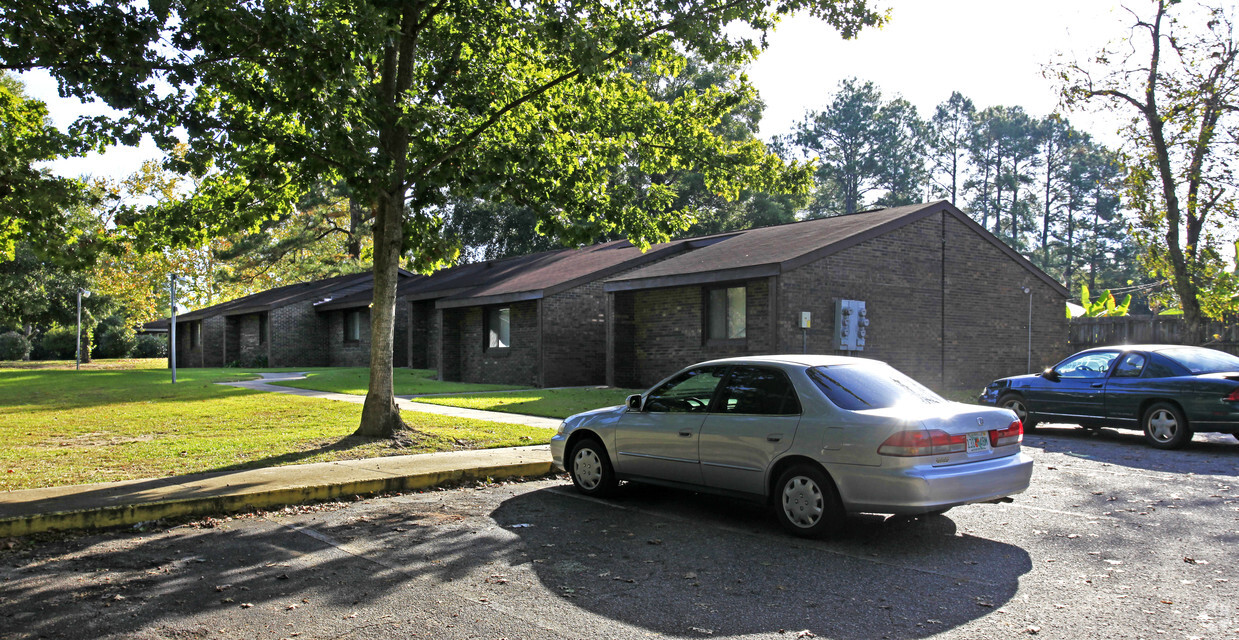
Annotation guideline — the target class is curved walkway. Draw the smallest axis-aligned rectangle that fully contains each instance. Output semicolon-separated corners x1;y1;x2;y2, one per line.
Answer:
217;372;562;429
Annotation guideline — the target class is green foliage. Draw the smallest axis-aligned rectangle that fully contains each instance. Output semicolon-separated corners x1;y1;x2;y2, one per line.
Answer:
2;0;886;435
0;330;30;360
93;319;136;358
1078;284;1132;317
32;325;78;360
0;72;99;262
788;78;925;217
1055;1;1239;340
131;333;168;358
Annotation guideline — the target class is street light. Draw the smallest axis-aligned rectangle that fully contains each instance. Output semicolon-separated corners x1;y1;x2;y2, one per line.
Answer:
1021;286;1033;374
170;274;178;384
76;288;91;371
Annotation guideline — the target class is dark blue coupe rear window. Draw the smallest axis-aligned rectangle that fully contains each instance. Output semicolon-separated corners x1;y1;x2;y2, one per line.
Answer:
1160;348;1239;374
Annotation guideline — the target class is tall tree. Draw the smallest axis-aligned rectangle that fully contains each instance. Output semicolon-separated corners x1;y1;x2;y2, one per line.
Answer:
790;78;925;216
926;91;975;206
1056;0;1239;341
0;71;97;262
1035;115;1075;269
4;1;884;437
442;54;804;258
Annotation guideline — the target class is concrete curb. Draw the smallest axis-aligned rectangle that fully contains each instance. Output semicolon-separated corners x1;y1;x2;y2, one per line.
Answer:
0;446;554;538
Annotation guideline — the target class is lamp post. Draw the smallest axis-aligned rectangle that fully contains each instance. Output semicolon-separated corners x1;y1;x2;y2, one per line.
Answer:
1021;286;1033;374
170;274;177;384
75;288;91;371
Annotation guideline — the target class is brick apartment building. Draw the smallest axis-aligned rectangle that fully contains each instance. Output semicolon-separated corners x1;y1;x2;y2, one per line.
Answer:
604;201;1070;391
157;201;1069;393
165;271;415;368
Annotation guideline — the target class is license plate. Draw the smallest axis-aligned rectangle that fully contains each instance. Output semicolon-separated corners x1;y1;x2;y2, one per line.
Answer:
966;431;991;453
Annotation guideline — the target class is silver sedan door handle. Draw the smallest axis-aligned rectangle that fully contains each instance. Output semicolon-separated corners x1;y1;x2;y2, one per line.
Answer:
678;429;693;437
767;434;783;442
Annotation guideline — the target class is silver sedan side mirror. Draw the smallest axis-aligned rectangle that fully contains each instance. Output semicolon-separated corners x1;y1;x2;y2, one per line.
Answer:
626;394;643;411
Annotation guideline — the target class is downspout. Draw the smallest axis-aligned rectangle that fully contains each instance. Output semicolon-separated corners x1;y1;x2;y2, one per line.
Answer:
941;211;947;389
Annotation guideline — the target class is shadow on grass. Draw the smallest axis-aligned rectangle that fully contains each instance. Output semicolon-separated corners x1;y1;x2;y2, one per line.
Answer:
204;434;398;474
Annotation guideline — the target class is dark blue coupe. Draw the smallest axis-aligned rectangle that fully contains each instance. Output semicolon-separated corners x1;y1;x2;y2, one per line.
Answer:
980;345;1239;449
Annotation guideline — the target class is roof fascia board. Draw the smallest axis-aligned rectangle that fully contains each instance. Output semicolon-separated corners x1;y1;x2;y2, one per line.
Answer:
436;290;545;309
603;264;781;293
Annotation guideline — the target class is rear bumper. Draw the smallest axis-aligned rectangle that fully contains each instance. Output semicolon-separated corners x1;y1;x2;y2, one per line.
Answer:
833;452;1034;515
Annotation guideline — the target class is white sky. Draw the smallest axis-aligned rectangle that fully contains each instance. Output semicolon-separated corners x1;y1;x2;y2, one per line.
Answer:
26;0;1130;182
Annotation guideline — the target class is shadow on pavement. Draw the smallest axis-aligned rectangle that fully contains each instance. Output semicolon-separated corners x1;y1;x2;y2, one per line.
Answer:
491;483;1032;639
1023;424;1239;475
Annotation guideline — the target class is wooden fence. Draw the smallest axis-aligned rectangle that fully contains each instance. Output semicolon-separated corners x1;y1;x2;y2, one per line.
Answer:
1068;316;1239;355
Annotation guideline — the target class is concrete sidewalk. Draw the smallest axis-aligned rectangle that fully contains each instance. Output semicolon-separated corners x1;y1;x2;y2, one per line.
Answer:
219;372;563;429
0;446;554;538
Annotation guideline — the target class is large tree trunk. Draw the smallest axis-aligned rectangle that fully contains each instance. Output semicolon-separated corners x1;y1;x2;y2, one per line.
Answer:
356;195;406;437
356;6;415;438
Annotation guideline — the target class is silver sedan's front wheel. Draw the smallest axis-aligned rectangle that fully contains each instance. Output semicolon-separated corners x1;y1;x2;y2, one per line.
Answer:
773;464;843;537
568;438;616;497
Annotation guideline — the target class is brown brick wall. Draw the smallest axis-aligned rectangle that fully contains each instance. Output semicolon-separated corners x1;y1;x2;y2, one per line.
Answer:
327;308;370;367
270;302;330;367
775;216;945;385
449;301;541;386
774;212;1067;392
616;212;1068;393
942;215;1069;389
541;281;610;386
621;279;771;388
406;300;434;370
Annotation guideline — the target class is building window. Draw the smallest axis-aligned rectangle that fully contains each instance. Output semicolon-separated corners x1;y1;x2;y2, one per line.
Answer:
706;286;746;341
486;307;510;350
258;313;268;345
344;309;363;342
189;322;201;348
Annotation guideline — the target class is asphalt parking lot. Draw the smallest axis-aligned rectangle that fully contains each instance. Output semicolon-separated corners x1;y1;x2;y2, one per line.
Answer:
2;425;1237;640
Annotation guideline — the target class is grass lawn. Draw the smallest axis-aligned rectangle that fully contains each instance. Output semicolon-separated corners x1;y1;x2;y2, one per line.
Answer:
0;360;550;492
271;367;527;396
413;387;641;419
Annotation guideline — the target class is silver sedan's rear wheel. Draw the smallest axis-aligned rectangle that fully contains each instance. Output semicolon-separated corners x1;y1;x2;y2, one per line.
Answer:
568;438;616;497
1142;402;1192;450
773;464;843;537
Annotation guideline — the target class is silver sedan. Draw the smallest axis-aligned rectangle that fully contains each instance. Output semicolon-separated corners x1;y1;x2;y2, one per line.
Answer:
551;355;1033;537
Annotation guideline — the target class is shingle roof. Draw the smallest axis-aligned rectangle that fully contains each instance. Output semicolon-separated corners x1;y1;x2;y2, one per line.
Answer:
172;271;386;321
604;201;1070;298
432;239;692;308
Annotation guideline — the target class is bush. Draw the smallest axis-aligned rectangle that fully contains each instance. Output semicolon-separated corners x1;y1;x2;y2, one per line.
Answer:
95;324;137;359
0;331;31;361
33;326;79;360
132;334;168;359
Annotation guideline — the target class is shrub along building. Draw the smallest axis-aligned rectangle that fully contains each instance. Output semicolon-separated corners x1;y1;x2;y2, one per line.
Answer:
162;201;1069;393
